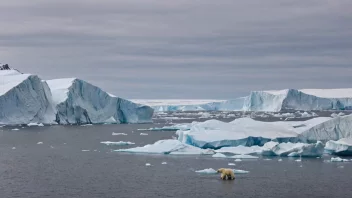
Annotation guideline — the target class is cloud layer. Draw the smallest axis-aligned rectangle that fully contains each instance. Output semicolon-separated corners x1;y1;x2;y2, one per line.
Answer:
1;0;351;99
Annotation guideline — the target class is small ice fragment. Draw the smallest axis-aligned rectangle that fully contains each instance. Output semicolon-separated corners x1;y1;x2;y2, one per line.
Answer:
233;169;249;174
338;166;344;169
228;163;236;166
231;154;258;159
140;133;148;136
278;159;283;162
161;162;167;165
112;132;127;136
94;150;97;152
331;157;349;162
295;159;302;162
11;128;19;131
145;163;151;166
100;141;135;146
300;165;303;168
234;159;242;162
195;168;217;174
12;147;16;150
37;142;43;145
263;159;272;161
82;150;90;152
50;146;54;149
81;124;93;126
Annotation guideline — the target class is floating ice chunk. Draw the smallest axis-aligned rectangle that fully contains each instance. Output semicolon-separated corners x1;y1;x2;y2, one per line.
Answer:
37;142;43;144
278;159;283;162
295;158;302;162
82;150;90;152
230;154;258;159
138;123;191;131
234;159;242;162
161;162;167;165
145;163;151;166
115;139;215;155
140;133;148;136
212;153;227;158
11;128;19;131
27;123;44;126
100;141;135;146
81;124;93;127
112;132;127;136
228;163;236;166
325;138;352;156
195;168;217;174
331;157;349;162
12;147;16;150
233;169;250;174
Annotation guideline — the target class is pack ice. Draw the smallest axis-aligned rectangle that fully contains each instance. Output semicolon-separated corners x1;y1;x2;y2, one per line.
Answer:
47;78;154;124
141;88;352;112
0;66;55;124
0;65;153;125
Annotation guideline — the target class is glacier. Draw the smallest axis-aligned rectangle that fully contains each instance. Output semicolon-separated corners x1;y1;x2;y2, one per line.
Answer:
325;138;352;156
114;139;215;155
138;88;352;112
47;78;154;124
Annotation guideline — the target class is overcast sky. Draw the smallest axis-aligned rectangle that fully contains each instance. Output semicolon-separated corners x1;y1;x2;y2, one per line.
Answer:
1;0;351;99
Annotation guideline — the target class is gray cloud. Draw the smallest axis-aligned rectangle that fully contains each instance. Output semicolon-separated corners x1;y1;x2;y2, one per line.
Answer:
1;0;351;99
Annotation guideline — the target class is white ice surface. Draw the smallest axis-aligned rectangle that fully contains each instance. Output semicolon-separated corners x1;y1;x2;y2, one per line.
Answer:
100;141;135;146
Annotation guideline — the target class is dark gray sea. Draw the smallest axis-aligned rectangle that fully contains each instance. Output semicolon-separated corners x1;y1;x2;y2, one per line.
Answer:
1;112;352;198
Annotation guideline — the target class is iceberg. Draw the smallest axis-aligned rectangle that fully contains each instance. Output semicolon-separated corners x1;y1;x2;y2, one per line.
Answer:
212;153;227;158
115;139;215;155
47;78;153;124
138;88;352;112
176;117;330;149
325;138;352;156
0;69;55;125
215;145;263;155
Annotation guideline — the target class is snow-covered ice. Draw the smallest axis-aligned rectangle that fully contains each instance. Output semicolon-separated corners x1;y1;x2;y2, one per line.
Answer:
11;128;19;131
100;141;135;146
115;139;215;155
37;142;43;144
140;133;148;136
261;141;324;157
228;163;236;166
145;163;151;166
176;117;331;149
47;78;154;125
161;162;167;165
234;159;242;162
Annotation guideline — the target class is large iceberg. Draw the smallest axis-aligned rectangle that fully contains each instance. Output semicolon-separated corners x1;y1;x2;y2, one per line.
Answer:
0;65;153;125
115;139;215;155
325;138;352;156
176;117;331;149
138;88;352;112
47;78;153;124
0;68;55;124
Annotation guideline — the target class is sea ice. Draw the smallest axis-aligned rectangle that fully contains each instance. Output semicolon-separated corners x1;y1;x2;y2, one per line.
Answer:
330;157;349;162
112;132;127;136
325;138;352;156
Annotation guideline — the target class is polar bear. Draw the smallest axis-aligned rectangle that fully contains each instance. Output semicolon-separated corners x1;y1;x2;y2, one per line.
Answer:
217;168;235;180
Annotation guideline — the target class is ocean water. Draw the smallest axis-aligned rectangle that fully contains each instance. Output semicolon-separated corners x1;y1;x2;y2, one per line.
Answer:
0;116;352;198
